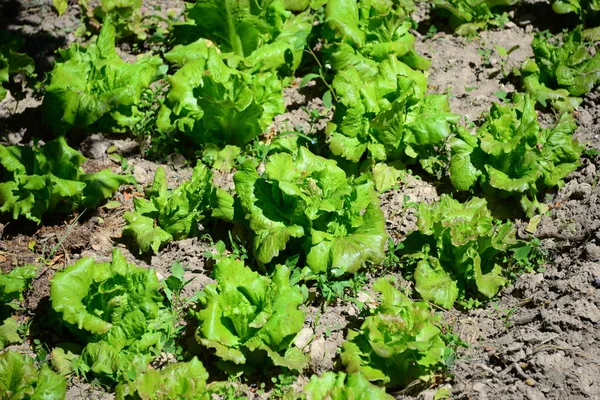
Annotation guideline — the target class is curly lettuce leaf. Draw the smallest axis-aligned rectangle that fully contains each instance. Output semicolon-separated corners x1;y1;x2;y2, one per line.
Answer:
43;20;164;134
115;357;209;400
0;137;133;223
0;351;66;399
123;164;234;253
0;265;37;350
194;256;308;372
341;278;449;387
173;0;312;73
449;94;582;217
81;0;147;41
326;54;457;175
521;27;600;111
297;372;393;399
400;195;517;308
552;0;600;27
234;147;387;276
157;49;284;147
0;265;37;305
0;33;35;102
50;249;174;382
324;0;430;71
431;0;518;35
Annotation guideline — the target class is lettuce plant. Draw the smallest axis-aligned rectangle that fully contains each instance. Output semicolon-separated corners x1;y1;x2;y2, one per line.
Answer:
521;27;600;112
0;137;134;223
399;195;517;308
115;357;209;400
326;57;459;174
156;47;284;148
0;32;35;102
193;256;308;372
449;94;582;216
320;1;460;174
0;351;66;399
43;21;164;134
234;147;387;276
552;0;600;31
80;0;147;41
123;163;234;254
0;265;37;350
341;278;449;387
173;0;313;73
296;372;393;400
324;0;430;72
431;0;518;35
50;249;175;382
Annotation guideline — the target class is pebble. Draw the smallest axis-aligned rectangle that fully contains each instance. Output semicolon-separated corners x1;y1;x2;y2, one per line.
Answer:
294;327;313;350
585;243;600;261
133;164;150;184
168;153;188;169
525;378;536;386
309;337;326;360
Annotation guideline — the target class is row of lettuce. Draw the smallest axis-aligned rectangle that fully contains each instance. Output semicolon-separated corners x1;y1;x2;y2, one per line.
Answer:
1;0;599;397
1;249;450;398
2;0;596;217
47;0;600;41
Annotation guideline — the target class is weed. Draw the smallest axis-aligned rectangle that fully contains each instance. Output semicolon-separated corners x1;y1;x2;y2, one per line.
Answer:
383;237;406;269
317;272;368;305
162;262;198;361
505;237;547;280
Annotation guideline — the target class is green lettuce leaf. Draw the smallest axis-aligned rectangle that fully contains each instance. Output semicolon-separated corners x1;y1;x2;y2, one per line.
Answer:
296;371;394;399
340;278;449;387
448;94;582;217
0;265;37;305
43;20;164;134
324;0;430;71
80;0;147;41
157;49;284;148
115;357;209;400
0;265;37;350
50;249;175;382
53;0;68;15
521;27;600;112
0;351;66;400
400;195;518;308
173;0;312;73
324;49;457;176
552;0;600;27
234;147;387;276
193;256;308;372
0;32;35;102
431;0;518;35
123;163;234;253
0;137;133;223
0;318;21;350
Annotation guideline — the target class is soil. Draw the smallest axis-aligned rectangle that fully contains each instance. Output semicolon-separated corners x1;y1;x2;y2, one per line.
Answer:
1;1;599;399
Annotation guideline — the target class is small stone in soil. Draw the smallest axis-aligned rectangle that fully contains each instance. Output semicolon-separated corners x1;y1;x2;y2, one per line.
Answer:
591;277;600;288
525;378;536;386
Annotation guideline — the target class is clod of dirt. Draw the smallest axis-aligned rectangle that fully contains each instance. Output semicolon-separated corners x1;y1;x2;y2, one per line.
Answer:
80;133;139;159
380;175;439;242
67;380;115;400
294;327;313;350
302;302;355;373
